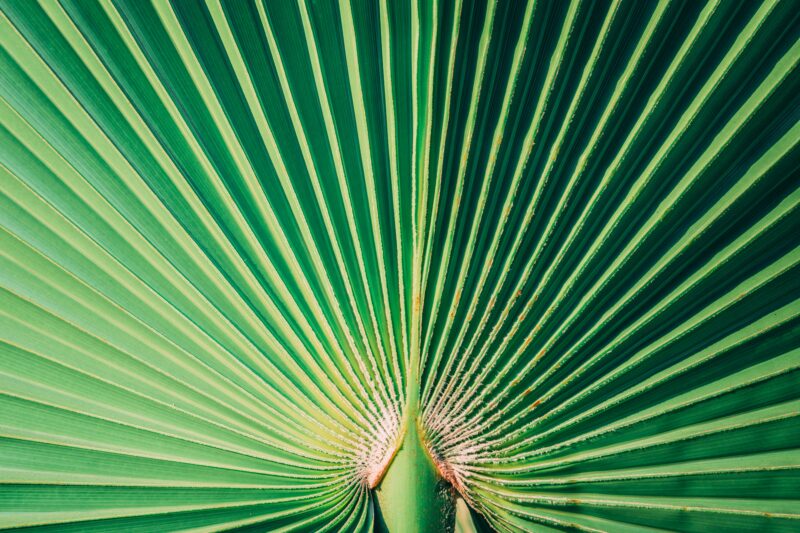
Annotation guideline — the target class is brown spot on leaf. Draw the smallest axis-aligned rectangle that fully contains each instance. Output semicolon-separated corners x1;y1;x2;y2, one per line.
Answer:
522;337;532;349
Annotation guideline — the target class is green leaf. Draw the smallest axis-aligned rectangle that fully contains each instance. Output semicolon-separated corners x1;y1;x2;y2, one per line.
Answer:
1;0;798;531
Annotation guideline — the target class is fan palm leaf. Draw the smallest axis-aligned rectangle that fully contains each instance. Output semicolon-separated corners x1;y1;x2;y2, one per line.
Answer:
1;0;799;531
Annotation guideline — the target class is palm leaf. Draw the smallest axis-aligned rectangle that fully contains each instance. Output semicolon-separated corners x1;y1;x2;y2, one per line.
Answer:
1;0;798;531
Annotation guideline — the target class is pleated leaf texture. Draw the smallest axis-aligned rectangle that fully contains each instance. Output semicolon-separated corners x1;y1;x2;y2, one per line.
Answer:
1;0;799;531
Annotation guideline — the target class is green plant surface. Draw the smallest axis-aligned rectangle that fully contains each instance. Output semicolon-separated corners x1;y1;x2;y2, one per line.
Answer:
1;0;799;531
